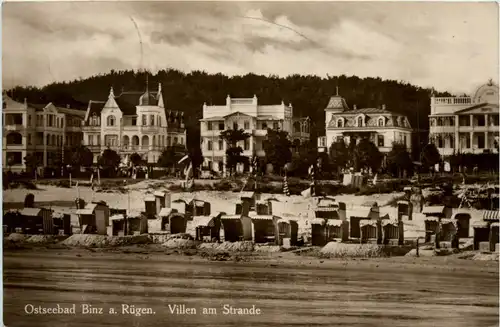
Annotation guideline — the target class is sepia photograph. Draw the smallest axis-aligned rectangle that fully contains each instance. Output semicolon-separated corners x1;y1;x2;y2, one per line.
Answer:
2;1;499;326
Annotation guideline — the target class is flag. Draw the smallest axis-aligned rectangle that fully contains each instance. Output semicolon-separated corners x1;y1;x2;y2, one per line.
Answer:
178;155;189;164
283;174;290;196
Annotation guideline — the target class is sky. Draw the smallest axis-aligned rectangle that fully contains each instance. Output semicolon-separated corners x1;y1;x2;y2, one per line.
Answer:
2;1;499;95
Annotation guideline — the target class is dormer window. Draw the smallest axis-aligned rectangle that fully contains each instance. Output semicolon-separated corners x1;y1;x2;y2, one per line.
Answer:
377;117;385;127
337;118;344;128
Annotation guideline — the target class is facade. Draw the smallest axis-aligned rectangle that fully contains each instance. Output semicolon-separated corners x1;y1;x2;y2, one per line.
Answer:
318;94;412;160
199;95;310;174
429;81;499;156
82;83;186;164
2;94;85;172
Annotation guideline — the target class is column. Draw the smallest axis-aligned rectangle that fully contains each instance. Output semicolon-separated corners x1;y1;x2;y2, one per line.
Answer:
43;114;47;167
470;132;474;153
454;115;459;152
249;135;254;173
485;132;489;150
222;137;227;177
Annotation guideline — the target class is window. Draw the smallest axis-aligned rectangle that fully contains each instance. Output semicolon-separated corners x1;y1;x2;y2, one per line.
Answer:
244;139;250;151
142;115;147;126
173;137;178;144
132;118;137;126
262;122;267;129
180;137;184;145
107;115;116;126
475;115;485;127
207;122;213;131
88;135;93;146
150;115;155;126
490;115;499;126
27;134;32;145
459;116;470;127
28;115;32;127
357;116;363;127
218;139;224;150
378;118;384;127
449;136;455;148
477;134;485;148
403;135;407;146
377;135;384;147
65;136;69;146
157;116;161;127
437;136;444;148
233;122;238;130
207;140;213;151
167;136;171;146
218;122;224;130
337;119;343;128
244;121;250;129
273;122;279;130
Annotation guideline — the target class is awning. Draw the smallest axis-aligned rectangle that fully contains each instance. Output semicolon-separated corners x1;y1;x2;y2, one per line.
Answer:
158;208;173;217
144;195;155;202
440;218;457;226
472;221;490;228
422;206;445;215
491;222;499;228
424;216;440;222
20;208;42;216
250;215;275;221
126;210;143;218
154;191;166;197
315;207;339;212
75;209;93;215
310;218;326;225
52;211;66;219
381;219;399;227
240;192;255;199
192;216;215;227
221;215;242;220
110;214;125;220
360;220;378;227
397;200;410;205
483;210;500;221
326;219;343;227
85;203;98;211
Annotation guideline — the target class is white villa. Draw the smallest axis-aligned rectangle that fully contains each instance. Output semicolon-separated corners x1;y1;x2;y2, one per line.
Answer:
199;95;310;175
318;92;413;165
82;83;186;164
429;81;499;156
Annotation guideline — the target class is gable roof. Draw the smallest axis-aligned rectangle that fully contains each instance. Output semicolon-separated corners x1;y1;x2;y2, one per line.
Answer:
223;111;255;118
454;103;500;115
88;101;106;117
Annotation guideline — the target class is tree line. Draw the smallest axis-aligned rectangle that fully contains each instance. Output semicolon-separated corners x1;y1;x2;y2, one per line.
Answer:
7;69;452;153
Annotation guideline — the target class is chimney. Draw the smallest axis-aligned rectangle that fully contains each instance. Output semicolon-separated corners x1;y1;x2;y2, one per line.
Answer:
226;95;231;106
66;104;70;109
353;104;357;110
382;104;386;110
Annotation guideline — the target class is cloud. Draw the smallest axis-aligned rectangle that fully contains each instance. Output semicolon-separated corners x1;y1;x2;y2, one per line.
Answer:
2;1;498;95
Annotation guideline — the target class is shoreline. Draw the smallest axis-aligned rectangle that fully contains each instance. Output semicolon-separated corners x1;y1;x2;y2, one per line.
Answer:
4;245;498;275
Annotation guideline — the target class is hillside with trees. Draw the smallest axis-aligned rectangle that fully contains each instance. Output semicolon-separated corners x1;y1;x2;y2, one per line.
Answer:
6;69;452;152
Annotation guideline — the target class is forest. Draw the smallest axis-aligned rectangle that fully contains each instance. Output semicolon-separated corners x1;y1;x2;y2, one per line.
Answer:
6;69;453;151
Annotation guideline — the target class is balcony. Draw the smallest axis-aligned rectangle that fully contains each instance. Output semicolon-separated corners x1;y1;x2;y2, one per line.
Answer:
3;125;25;133
253;129;267;137
433;97;473;105
82;125;101;132
201;129;222;137
429;126;455;134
